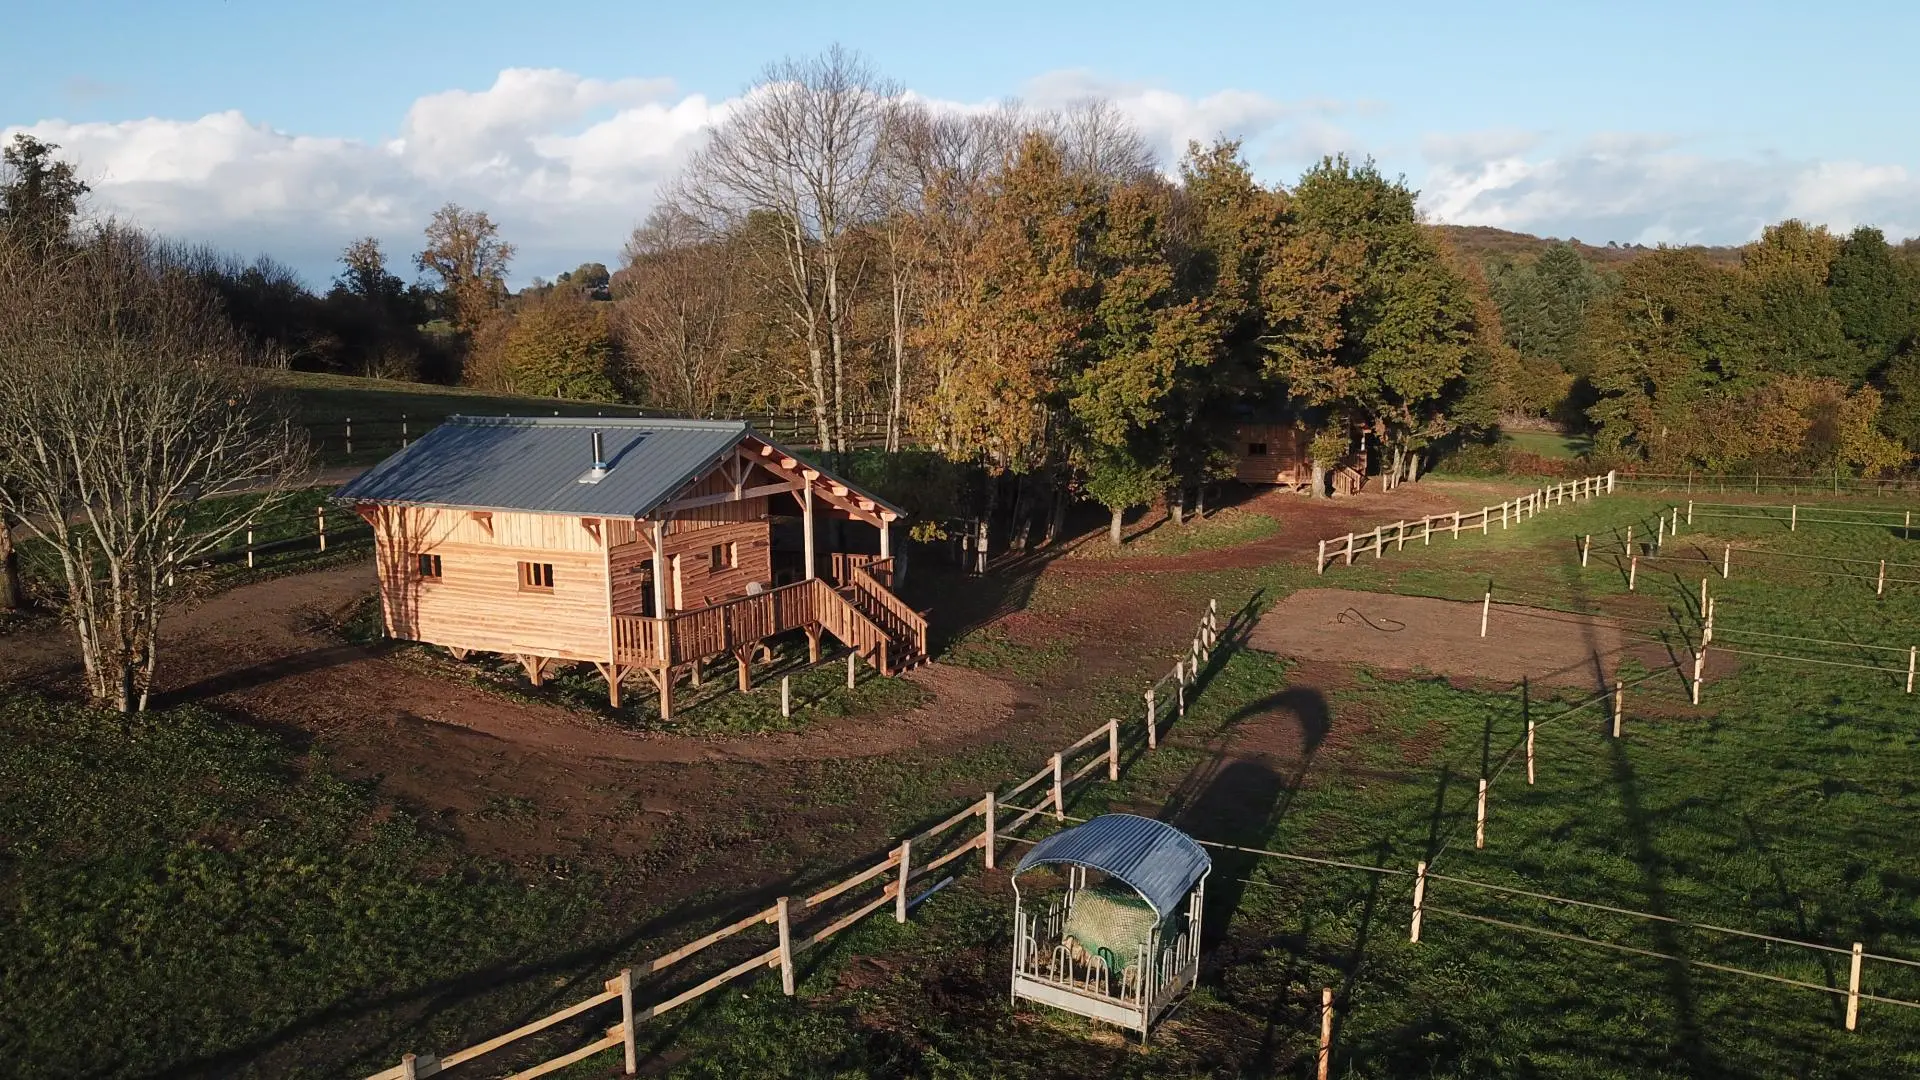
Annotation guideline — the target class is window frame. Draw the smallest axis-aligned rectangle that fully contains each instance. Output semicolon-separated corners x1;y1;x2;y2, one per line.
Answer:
1247;441;1269;457
416;553;443;580
518;561;555;593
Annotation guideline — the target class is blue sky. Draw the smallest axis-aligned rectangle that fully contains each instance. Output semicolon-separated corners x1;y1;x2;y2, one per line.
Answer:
6;0;1917;285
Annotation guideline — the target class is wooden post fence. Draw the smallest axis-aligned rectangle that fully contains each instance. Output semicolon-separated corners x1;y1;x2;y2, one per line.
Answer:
1526;717;1535;785
245;520;255;569
1848;942;1865;1031
775;899;795;995
846;652;856;689
1145;685;1158;749
1629;555;1639;591
1480;589;1491;638
983;792;996;870
1317;988;1334;1080
1050;753;1064;820
781;676;791;718
1475;778;1488;849
1582;534;1590;567
895;841;911;923
1613;680;1624;738
1107;718;1120;781
619;968;637;1073
317;505;327;551
1409;860;1427;942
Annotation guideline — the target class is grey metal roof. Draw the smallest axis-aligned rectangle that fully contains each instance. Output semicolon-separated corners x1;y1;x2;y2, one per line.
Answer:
335;416;753;517
1014;814;1211;920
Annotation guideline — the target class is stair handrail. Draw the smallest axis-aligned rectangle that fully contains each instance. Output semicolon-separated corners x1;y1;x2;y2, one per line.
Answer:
847;564;926;657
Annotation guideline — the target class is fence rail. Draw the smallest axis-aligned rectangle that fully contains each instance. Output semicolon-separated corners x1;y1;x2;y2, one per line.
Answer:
1616;469;1920;497
1315;473;1615;574
300;409;894;460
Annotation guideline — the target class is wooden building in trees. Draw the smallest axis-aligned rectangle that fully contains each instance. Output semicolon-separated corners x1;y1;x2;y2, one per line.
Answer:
336;417;926;717
1230;421;1368;495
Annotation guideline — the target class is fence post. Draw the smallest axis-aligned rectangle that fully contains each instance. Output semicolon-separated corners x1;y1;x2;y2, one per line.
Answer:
1614;680;1625;737
1629;555;1638;591
1108;718;1120;781
1582;534;1590;568
1397;522;1406;551
1146;686;1157;749
847;652;856;689
1423;516;1431;545
1317;987;1334;1080
983;792;997;870
1608;469;1617;493
1453;511;1461;539
1878;560;1887;598
1791;504;1798;531
1657;515;1665;552
246;520;255;569
401;1053;417;1080
1475;778;1488;849
1482;506;1490;535
781;675;791;718
1692;646;1706;705
1410;860;1428;942
1373;526;1384;559
317;505;327;552
345;417;353;456
1345;533;1355;565
1700;576;1708;614
1686;500;1693;526
1626;524;1633;552
1907;647;1915;694
1724;543;1732;579
895;841;911;923
776;898;795;995
619;967;637;1072
1176;662;1186;717
1050;754;1064;820
1847;942;1864;1031
1317;538;1326;576
401;412;409;447
1526;717;1535;785
1480;588;1491;639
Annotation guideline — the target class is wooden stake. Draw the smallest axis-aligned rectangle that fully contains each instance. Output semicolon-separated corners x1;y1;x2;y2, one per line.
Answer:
846;651;856;689
1791;504;1798;531
1626;523;1633;552
317;505;327;551
1907;646;1916;694
401;1053;417;1080
1847;942;1864;1031
1686;500;1694;526
1317;538;1326;575
1582;534;1591;567
1613;680;1624;738
983;792;996;870
1475;778;1488;849
1700;576;1708;613
1108;718;1120;781
1480;589;1491;638
895;841;911;923
246;520;255;568
1629;554;1638;591
1317;988;1333;1080
1526;717;1535;785
781;675;791;718
1723;543;1731;579
1692;646;1706;704
1453;511;1461;539
1050;754;1064;819
1176;662;1186;716
1410;860;1427;942
1146;686;1157;749
775;899;795;995
619;967;638;1073
1878;560;1887;597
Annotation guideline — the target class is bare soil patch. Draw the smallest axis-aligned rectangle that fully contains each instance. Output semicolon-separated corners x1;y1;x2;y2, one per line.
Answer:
1247;587;1679;692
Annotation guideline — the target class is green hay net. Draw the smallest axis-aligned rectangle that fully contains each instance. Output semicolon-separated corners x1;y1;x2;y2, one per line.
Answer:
1061;882;1160;973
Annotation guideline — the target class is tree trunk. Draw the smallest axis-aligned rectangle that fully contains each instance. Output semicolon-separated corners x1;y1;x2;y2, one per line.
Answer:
1309;461;1326;499
1195;484;1208;517
888;273;907;453
0;514;23;612
1108;506;1125;545
1404;450;1420;484
1008;476;1033;552
1169;490;1185;526
1046;480;1068;546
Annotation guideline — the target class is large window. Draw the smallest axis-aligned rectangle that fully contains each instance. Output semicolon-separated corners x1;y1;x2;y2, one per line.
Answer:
416;553;443;579
518;561;554;592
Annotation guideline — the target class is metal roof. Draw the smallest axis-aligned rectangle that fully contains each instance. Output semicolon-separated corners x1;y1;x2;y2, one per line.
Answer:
1014;814;1211;921
334;416;750;518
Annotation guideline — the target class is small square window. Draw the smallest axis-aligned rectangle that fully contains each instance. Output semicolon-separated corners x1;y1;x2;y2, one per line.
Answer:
417;553;443;579
1247;442;1269;456
518;561;554;592
710;544;727;572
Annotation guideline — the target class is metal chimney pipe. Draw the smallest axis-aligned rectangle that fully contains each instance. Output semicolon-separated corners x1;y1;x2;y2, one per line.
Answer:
592;430;606;470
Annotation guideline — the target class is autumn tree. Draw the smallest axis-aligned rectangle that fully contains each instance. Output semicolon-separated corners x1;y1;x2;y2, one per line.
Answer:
416;203;515;332
613;206;743;416
0;226;308;710
501;291;619;401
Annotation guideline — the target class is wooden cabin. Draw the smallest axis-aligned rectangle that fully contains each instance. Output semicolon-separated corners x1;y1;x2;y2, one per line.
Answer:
335;416;926;718
1231;421;1368;496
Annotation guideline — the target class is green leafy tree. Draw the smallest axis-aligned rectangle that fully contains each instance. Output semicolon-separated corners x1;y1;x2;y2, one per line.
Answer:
415;203;515;333
500;295;619;400
1083;447;1170;545
1830;227;1915;370
1;134;88;258
1743;219;1854;380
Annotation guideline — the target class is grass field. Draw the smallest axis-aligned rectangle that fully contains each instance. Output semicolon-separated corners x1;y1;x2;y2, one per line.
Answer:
1498;428;1594;460
6;488;1920;1076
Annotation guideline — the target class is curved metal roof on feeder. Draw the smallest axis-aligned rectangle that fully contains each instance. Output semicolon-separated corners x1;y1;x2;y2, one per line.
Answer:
1013;813;1211;921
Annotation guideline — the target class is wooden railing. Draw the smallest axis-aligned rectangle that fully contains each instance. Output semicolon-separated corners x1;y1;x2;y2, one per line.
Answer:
829;552;891;588
848;563;926;658
611;577;908;671
1315;472;1616;574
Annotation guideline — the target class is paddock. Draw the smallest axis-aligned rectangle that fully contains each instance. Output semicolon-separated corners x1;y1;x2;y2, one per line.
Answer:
1247;588;1681;689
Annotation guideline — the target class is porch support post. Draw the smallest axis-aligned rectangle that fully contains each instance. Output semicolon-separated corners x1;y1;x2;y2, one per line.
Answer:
736;648;751;692
879;519;891;560
803;484;817;581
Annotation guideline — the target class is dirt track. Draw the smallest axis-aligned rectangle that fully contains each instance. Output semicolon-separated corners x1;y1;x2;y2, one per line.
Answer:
1248;587;1683;691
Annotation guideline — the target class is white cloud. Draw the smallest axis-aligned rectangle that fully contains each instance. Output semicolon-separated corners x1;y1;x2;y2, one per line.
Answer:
9;68;1917;288
1417;132;1920;245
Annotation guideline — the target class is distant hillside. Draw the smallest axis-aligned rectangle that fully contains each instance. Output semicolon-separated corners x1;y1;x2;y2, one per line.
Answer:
1436;224;1744;267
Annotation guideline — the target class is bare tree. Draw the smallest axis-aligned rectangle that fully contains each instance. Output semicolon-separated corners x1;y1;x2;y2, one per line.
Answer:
0;225;309;711
679;44;897;452
1046;98;1157;184
612;205;741;416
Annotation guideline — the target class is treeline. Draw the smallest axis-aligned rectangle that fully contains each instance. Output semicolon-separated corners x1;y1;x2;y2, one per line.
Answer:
1490;223;1920;472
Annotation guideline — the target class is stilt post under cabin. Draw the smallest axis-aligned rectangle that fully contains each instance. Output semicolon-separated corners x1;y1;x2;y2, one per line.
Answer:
805;623;822;663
